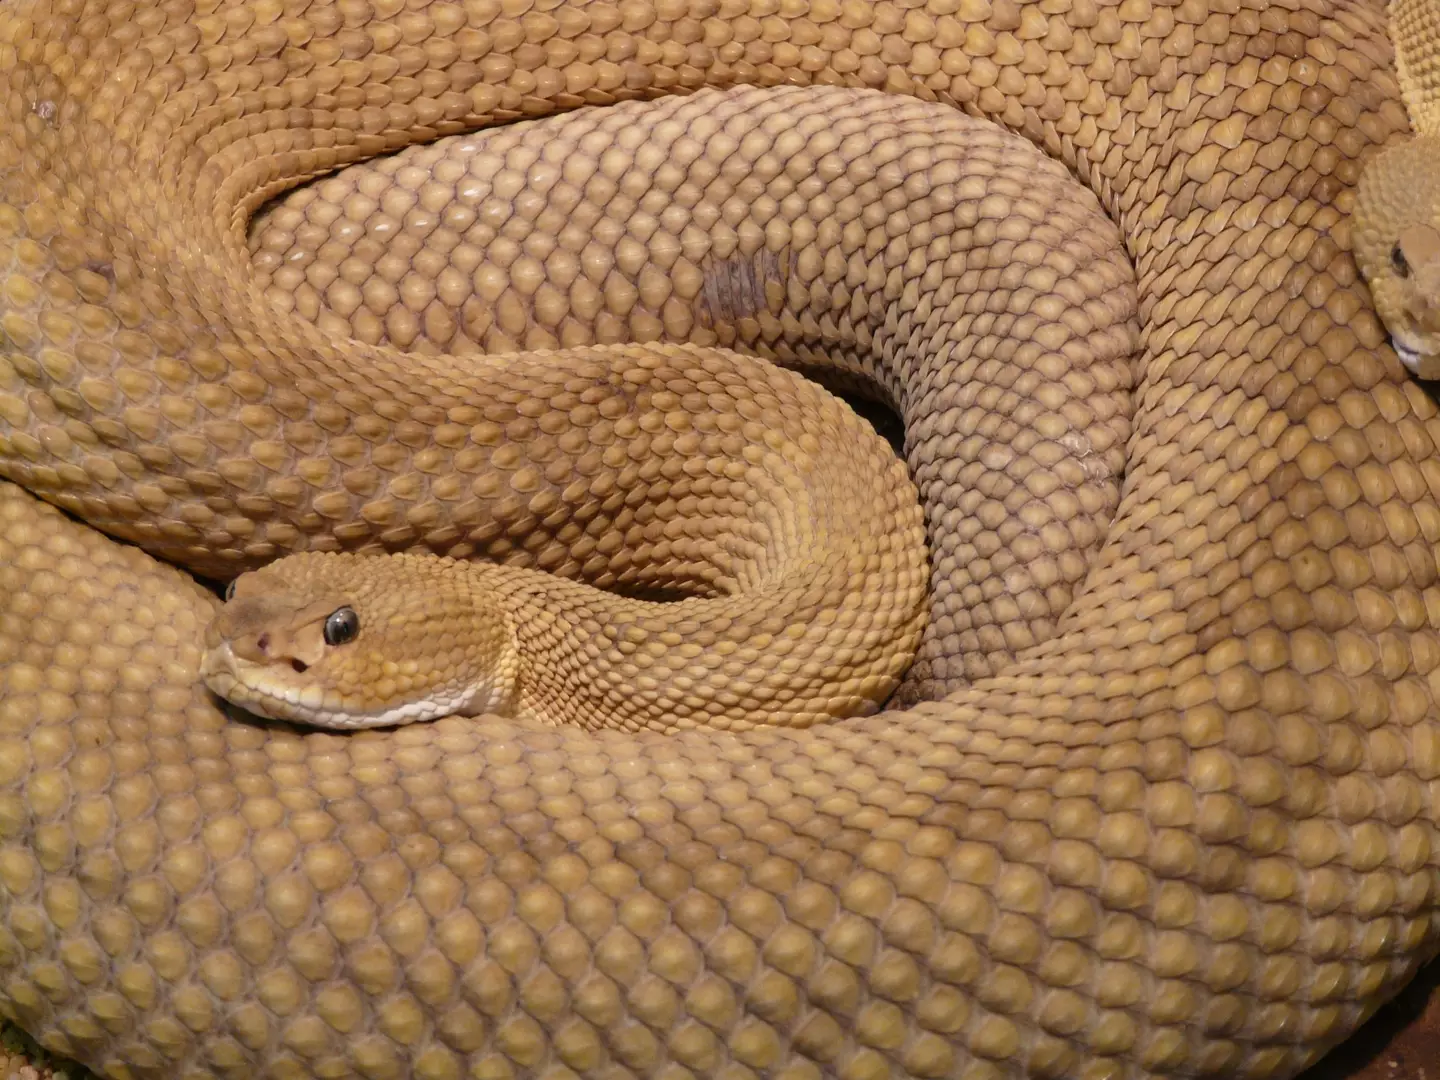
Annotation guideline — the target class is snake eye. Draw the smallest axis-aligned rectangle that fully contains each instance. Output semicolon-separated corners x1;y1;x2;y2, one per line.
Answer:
224;579;237;602
1392;241;1411;279
323;607;359;646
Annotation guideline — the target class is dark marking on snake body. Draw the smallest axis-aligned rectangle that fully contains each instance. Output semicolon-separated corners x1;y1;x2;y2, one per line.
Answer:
695;247;797;328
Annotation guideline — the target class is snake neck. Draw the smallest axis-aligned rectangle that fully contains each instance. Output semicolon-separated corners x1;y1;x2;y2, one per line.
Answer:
478;558;928;735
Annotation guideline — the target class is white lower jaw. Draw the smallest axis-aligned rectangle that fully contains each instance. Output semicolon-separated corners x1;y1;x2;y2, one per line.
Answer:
1395;339;1424;373
203;652;513;731
215;680;475;730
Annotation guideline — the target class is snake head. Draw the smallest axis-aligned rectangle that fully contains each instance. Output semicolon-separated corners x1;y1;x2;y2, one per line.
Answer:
1354;136;1440;378
202;552;520;729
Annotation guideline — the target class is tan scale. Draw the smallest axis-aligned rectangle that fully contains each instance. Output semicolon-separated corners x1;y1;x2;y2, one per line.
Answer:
0;2;1436;1080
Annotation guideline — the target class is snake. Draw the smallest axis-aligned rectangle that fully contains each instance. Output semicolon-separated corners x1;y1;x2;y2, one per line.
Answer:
198;83;1137;734
1354;0;1440;376
0;0;1436;1077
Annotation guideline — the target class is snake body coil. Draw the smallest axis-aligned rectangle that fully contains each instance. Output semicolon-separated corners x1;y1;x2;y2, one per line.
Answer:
0;1;1435;1079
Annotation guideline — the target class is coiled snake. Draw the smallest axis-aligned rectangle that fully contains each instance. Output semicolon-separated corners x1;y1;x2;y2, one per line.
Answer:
0;0;1435;1078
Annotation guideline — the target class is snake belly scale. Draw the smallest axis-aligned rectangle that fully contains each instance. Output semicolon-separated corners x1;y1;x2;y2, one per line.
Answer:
0;1;1438;1080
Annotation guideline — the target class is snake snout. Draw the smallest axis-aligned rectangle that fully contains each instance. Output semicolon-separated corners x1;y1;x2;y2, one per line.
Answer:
1410;292;1440;335
1393;288;1440;376
230;628;310;671
211;585;335;673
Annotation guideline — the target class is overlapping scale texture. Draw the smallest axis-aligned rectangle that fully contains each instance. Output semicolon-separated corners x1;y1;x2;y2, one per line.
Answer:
0;2;1434;1080
248;87;1135;696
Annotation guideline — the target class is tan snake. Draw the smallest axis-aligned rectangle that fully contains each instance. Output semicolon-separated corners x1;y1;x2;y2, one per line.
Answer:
0;1;1436;1078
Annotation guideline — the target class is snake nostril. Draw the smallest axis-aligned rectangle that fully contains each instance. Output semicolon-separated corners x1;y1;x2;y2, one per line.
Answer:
256;632;269;654
291;659;308;674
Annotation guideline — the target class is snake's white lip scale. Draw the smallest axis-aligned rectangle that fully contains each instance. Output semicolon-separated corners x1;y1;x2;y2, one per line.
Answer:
1394;337;1424;373
199;643;331;722
201;643;506;730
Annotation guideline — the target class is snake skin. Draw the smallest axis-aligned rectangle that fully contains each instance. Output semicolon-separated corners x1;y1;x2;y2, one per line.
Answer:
0;1;1434;1079
230;85;1135;711
1392;0;1440;135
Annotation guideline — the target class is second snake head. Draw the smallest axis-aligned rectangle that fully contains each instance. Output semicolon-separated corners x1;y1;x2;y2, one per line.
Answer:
1355;136;1440;378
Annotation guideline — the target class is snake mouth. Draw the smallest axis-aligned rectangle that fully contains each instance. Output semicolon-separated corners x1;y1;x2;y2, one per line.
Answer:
1390;332;1440;379
200;644;509;730
1394;338;1423;372
199;643;343;725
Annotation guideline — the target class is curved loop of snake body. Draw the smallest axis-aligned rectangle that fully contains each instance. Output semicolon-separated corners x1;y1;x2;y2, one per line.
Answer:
203;86;1136;730
0;2;1438;1079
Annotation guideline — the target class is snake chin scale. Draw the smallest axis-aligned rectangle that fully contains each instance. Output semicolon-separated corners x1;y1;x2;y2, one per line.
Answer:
200;641;520;730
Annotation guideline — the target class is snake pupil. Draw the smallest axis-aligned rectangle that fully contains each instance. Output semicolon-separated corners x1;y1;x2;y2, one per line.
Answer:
324;606;359;646
1392;241;1411;278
